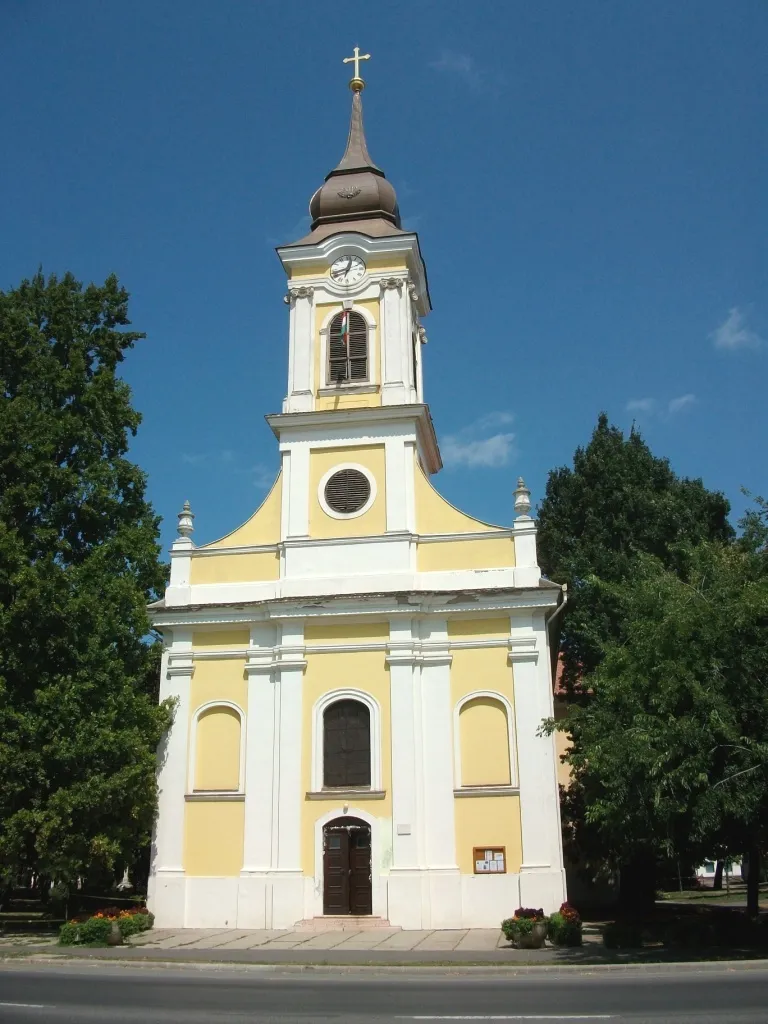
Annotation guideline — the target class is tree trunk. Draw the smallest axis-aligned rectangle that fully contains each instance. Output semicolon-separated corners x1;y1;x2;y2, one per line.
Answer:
713;860;724;891
619;849;657;915
746;846;761;919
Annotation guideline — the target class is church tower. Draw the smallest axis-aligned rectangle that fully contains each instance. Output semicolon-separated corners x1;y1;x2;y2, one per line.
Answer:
148;52;567;931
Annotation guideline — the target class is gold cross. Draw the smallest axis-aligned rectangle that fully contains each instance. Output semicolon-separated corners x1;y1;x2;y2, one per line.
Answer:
343;46;371;89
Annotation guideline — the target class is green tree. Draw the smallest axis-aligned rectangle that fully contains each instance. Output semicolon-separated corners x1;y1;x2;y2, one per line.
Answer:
547;539;768;916
538;413;733;691
0;271;171;898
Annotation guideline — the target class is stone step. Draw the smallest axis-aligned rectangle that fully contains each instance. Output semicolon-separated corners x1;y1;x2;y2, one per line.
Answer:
295;916;397;931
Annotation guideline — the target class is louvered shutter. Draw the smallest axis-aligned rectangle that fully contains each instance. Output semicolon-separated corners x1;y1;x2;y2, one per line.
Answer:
324;469;371;515
328;311;368;384
323;700;371;788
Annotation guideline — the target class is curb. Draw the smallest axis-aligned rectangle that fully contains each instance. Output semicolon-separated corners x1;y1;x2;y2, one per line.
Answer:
2;952;768;976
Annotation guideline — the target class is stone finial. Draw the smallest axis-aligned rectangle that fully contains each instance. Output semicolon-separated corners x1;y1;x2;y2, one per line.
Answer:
513;476;532;518
177;500;195;538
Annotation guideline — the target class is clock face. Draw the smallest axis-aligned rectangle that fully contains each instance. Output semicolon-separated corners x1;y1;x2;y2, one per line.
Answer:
330;254;366;285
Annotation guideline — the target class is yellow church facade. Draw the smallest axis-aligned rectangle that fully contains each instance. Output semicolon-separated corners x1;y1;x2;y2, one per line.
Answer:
148;58;567;930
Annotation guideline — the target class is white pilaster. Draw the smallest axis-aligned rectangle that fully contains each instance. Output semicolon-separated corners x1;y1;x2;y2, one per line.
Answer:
284;286;315;413
419;617;461;927
149;628;193;927
283;443;310;539
380;277;409;406
510;610;567;913
272;619;306;926
384;436;409;532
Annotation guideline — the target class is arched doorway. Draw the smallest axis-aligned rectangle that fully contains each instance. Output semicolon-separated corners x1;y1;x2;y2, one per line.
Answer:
322;817;372;915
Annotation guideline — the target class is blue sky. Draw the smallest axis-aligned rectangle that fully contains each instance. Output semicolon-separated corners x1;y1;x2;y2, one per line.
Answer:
1;1;765;550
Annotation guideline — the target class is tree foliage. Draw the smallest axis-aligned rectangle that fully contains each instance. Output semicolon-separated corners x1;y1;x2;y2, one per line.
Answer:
538;413;733;689
546;538;768;912
0;271;171;891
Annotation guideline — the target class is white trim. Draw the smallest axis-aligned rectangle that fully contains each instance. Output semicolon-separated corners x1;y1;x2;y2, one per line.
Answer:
317;462;378;521
453;785;519;798
453;690;518;790
187;700;246;795
311;805;386;919
311;688;382;792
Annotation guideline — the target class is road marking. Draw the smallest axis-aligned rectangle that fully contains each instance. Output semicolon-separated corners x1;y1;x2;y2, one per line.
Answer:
400;1017;614;1021
0;1003;46;1009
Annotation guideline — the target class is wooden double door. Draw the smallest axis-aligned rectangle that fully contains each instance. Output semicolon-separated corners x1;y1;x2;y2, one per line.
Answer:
322;817;372;916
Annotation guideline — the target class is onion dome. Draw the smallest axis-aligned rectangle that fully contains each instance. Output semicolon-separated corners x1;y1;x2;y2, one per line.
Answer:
292;82;405;245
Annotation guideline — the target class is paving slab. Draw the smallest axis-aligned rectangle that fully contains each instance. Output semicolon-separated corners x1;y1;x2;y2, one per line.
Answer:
219;931;292;950
414;930;468;951
154;928;235;949
374;930;434;950
331;929;401;950
455;929;504;951
290;931;360;950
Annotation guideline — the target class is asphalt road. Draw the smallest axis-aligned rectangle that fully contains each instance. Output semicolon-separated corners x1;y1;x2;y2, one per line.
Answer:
0;962;767;1023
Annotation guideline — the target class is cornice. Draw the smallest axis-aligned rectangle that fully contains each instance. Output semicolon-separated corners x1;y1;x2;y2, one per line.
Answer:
265;403;442;475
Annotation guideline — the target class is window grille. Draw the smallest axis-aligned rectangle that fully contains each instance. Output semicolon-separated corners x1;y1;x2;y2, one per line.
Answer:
324;468;371;515
328;310;368;384
323;699;371;788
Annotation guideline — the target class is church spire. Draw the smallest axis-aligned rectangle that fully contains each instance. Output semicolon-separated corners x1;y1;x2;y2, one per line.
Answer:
288;48;404;245
329;89;382;178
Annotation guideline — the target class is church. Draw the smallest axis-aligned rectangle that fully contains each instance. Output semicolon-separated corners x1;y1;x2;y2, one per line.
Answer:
148;51;567;931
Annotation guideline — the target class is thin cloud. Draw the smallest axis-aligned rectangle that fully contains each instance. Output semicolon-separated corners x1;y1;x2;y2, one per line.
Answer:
711;307;763;351
443;412;515;469
626;395;696;420
429;49;503;94
668;393;696;415
626;398;657;415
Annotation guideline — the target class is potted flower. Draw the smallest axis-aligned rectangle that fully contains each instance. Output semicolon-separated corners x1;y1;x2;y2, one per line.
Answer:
547;902;583;947
501;907;548;948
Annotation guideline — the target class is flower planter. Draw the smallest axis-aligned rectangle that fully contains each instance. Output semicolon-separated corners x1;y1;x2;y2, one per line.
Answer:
516;921;548;949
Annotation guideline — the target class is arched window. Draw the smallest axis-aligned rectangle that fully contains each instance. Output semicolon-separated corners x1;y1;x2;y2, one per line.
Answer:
458;696;512;787
192;704;244;792
323;698;371;789
327;310;368;385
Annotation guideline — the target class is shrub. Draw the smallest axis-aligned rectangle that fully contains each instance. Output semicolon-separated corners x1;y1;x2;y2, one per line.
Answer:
548;903;583;947
602;921;644;949
663;917;715;949
59;906;153;946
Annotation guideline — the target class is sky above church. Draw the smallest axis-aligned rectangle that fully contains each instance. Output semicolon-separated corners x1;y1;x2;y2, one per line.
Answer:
1;1;765;551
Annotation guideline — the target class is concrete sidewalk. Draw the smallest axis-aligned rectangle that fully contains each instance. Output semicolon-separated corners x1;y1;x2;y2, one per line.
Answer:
129;926;509;953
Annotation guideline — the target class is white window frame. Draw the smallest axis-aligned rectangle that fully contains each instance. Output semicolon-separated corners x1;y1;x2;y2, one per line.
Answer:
311;689;382;792
319;305;377;389
188;700;246;795
453;690;518;790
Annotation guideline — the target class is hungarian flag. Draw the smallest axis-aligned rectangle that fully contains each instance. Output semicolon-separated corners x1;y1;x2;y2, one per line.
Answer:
340;311;350;349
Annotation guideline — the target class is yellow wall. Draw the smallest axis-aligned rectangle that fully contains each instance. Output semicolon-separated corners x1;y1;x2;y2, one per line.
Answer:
316;392;380;411
454;795;522;874
192;629;250;651
450;646;514;708
194;707;241;790
301;649;392;875
205;474;282;549
414;465;503;535
190;550;279;585
184;801;244;876
459;698;511;787
313;296;382;406
289;255;408;281
448;618;510;641
417;537;516;572
309;444;386;538
305;621;389;645
189;659;247;719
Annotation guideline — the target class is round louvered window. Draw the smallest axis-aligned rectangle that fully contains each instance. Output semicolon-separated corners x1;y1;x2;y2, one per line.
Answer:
324;468;371;516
